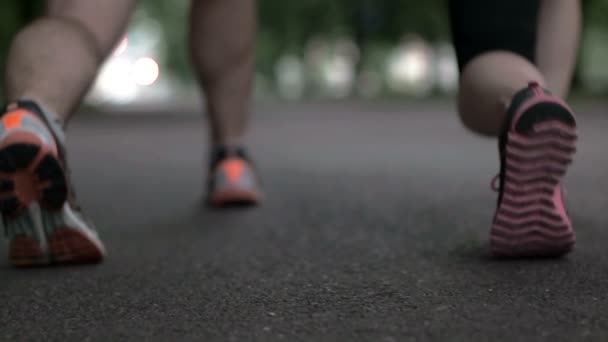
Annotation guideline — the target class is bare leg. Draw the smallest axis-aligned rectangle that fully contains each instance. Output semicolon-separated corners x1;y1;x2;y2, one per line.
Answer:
458;52;545;136
536;0;582;98
4;0;136;120
189;0;262;206
457;0;581;136
1;0;136;266
453;0;581;258
189;0;256;146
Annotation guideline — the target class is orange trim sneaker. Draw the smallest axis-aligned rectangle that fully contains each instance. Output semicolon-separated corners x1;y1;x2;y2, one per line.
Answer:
0;100;105;267
207;146;262;207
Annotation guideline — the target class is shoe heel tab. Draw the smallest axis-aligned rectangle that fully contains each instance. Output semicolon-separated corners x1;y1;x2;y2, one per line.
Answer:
14;99;66;145
527;81;552;96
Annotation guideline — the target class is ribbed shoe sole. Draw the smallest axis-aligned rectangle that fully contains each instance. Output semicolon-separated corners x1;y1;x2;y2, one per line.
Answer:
491;120;577;258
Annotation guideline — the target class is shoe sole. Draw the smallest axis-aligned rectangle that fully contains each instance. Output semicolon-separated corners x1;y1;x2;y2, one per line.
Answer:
0;132;104;266
209;189;260;207
10;224;105;267
491;119;577;258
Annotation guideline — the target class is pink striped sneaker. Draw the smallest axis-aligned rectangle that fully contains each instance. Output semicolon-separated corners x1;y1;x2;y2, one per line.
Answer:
490;82;577;258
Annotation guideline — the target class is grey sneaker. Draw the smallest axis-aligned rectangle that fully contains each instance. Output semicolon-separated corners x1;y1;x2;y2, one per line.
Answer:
207;146;262;207
0;100;105;267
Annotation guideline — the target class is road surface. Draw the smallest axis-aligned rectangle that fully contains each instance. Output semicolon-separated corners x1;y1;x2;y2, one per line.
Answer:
2;101;608;341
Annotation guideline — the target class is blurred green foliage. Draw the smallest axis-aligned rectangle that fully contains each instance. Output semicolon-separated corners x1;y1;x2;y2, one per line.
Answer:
142;0;451;81
1;0;607;102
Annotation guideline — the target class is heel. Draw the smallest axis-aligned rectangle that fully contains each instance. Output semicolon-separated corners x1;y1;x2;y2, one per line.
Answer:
491;120;577;257
43;205;105;264
0;141;67;216
7;204;51;267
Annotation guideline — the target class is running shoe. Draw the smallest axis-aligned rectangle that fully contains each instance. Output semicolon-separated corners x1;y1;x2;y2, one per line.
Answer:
490;82;577;258
0;100;105;266
207;146;261;207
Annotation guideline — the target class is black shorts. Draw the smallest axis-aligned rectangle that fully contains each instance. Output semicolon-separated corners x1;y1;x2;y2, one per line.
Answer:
449;0;540;70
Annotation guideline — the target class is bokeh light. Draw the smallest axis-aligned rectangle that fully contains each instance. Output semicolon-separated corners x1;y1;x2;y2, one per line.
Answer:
132;57;160;86
113;36;128;57
275;54;305;100
386;37;434;97
93;58;138;104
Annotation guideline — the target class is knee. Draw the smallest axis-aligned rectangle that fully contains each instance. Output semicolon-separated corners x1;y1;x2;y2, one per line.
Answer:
455;52;546;137
456;77;509;137
456;98;500;137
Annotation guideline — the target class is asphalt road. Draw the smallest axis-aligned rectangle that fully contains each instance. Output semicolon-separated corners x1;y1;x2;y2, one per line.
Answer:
2;101;608;341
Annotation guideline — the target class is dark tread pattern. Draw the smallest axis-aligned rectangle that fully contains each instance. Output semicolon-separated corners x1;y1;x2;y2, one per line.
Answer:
0;143;67;216
5;144;39;169
36;155;67;209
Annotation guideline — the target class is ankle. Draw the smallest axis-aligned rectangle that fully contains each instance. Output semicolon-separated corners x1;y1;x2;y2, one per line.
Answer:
209;144;249;170
5;98;66;145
